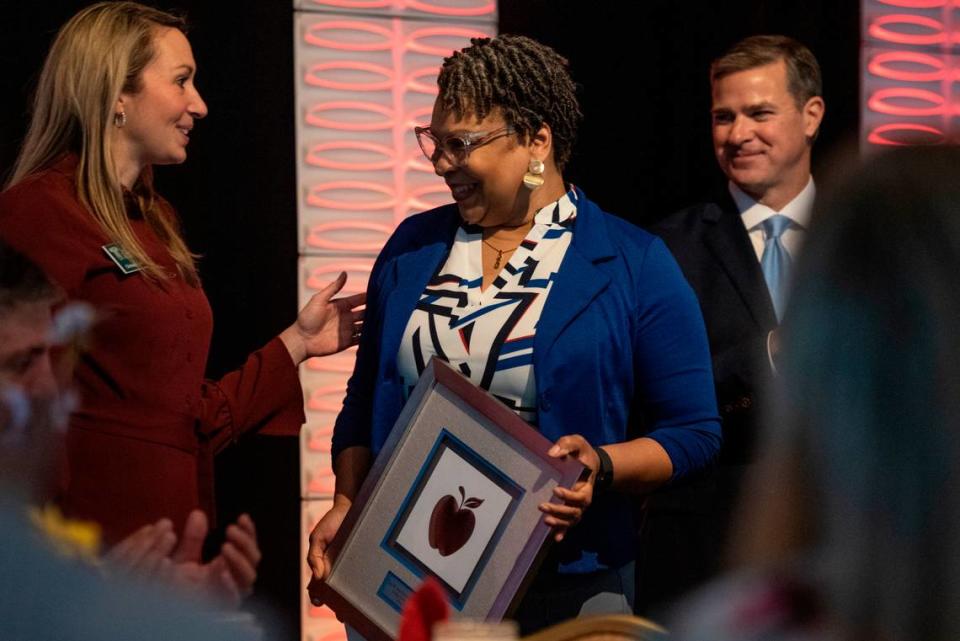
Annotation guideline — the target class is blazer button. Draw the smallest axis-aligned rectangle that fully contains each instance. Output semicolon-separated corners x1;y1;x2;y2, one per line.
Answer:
739;396;752;409
540;394;551;412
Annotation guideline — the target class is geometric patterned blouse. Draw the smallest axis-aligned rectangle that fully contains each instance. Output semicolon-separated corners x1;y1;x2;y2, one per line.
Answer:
397;189;577;425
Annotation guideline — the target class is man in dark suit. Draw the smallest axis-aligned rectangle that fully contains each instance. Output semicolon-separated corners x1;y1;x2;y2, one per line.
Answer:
636;35;825;615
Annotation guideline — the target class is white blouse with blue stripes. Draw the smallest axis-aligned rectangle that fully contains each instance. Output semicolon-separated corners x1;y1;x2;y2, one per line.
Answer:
396;189;578;424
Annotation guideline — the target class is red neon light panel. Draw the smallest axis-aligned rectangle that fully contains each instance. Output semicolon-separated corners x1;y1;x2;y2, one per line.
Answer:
863;0;960;146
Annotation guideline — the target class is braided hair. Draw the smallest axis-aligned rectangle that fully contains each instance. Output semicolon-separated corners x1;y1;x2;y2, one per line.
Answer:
437;34;582;170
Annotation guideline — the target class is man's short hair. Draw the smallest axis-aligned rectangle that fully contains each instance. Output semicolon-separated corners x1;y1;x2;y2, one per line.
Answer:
711;35;822;109
0;240;58;314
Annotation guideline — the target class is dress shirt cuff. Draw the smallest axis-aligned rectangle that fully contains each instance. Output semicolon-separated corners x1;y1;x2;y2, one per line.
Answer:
766;330;779;376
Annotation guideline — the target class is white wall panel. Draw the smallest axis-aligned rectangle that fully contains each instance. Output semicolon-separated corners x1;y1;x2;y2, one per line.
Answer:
293;3;495;638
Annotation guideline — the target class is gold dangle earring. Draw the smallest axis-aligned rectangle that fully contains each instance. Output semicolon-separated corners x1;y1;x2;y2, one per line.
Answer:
523;158;544;190
113;111;127;128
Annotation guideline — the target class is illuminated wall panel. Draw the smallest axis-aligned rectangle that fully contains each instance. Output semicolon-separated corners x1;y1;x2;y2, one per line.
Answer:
298;256;371;499
294;0;497;20
293;1;496;638
296;14;493;256
862;0;960;147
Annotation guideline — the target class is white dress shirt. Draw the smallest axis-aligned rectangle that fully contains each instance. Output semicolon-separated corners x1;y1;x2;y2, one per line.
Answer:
729;177;815;371
729;177;816;262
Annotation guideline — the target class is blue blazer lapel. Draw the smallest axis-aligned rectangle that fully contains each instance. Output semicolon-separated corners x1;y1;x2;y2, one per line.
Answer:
379;219;457;380
534;190;614;367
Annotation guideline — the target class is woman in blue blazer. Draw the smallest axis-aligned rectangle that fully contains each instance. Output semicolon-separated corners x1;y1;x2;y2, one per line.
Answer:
308;34;721;632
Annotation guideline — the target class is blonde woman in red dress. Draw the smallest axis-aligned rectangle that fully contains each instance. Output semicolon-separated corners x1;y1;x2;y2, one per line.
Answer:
0;2;364;581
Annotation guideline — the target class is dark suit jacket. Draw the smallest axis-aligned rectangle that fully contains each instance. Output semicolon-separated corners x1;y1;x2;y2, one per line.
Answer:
635;191;777;615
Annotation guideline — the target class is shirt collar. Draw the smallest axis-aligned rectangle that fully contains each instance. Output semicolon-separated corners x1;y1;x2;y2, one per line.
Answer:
462;187;578;233
533;186;578;226
729;177;816;231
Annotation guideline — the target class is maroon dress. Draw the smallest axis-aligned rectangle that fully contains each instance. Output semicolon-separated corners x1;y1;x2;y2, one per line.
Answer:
0;155;304;544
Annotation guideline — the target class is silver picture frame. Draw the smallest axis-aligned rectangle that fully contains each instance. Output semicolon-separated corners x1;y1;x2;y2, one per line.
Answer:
315;358;587;641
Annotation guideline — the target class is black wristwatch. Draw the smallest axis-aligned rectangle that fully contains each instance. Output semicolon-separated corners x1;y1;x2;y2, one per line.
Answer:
594;446;614;494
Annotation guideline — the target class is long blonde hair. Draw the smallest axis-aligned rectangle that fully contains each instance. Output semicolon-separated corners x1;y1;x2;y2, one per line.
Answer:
7;1;198;284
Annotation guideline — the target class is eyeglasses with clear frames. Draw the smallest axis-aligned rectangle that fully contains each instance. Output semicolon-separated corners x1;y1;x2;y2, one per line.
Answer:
414;126;516;166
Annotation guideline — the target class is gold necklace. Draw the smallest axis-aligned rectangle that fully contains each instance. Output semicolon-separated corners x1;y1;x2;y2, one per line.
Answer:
482;218;534;269
482;238;517;269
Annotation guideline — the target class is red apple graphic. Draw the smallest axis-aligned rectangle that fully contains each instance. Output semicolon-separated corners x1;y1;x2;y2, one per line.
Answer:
428;486;484;556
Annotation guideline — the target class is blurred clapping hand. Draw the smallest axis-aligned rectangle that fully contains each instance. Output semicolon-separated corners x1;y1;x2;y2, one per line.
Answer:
104;509;261;607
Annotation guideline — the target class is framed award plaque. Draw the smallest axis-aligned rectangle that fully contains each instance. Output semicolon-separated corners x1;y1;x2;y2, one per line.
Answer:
314;358;587;641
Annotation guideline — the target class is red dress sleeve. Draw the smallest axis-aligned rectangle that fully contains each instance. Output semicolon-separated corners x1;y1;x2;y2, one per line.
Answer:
198;336;305;455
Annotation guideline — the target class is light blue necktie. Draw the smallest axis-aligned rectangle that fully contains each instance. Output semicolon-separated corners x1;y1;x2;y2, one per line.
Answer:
760;214;794;322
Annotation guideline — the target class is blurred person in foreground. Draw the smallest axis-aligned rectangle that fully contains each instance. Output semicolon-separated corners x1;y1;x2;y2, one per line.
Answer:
0;1;364;546
307;34;721;633
0;240;261;640
672;146;960;641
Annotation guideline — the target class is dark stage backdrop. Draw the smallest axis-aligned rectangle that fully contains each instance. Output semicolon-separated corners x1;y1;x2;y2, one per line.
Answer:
2;1;858;637
500;1;861;218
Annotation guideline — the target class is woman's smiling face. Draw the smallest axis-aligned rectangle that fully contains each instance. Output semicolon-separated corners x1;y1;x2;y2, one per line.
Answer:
428;104;535;228
116;27;208;170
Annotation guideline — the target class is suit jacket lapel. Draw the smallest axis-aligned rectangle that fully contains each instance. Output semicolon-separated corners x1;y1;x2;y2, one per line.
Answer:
535;190;613;366
380;219;458;379
702;196;777;329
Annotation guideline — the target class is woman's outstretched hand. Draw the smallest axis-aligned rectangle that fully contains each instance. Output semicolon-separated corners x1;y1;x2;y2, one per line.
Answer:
280;272;365;365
